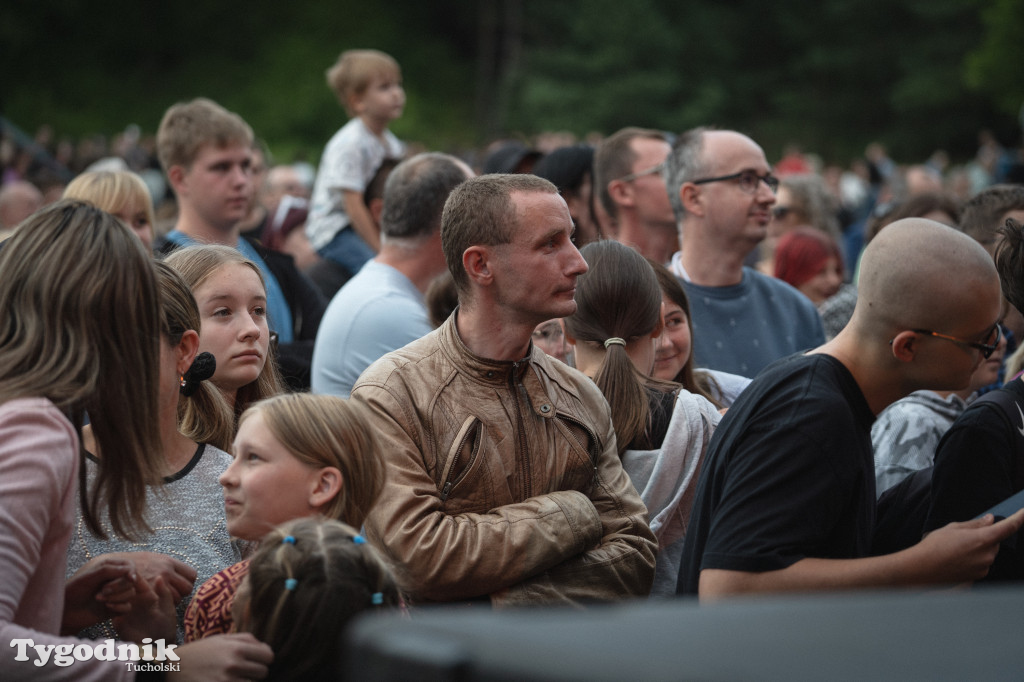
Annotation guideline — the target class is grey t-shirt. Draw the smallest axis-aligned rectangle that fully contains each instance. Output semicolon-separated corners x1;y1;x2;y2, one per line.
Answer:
65;443;242;643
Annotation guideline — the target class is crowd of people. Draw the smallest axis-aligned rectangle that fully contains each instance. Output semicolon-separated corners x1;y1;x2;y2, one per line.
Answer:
3;46;1024;680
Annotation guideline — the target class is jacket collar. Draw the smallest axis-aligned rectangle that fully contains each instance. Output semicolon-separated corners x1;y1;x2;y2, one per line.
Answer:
440;312;533;386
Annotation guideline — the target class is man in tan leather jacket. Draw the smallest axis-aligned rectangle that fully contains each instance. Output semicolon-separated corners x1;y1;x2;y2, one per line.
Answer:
352;174;656;606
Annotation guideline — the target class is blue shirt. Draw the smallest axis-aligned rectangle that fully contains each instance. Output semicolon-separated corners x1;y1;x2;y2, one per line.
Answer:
164;230;294;344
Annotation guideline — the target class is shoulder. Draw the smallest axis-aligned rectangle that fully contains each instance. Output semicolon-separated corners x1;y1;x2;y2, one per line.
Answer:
352;327;447;393
0;398;77;462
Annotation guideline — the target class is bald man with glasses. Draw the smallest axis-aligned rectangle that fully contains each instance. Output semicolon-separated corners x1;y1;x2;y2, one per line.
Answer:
664;127;825;377
678;217;1024;599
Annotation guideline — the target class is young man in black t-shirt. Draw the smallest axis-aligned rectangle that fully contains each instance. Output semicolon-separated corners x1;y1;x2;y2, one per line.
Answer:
678;218;1024;599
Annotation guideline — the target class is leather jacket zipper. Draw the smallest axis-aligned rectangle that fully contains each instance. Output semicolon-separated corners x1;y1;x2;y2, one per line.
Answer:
511;360;532;500
440;416;479;502
558;412;600;483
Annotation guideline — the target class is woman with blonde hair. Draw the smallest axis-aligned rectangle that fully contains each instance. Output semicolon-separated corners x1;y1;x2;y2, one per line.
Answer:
0;201;272;680
165;244;284;421
63;169;156;249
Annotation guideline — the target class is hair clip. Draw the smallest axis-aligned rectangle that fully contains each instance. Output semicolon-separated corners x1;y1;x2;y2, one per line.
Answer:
180;352;217;397
282;535;296;545
284;578;298;591
371;592;383;605
352;534;367;545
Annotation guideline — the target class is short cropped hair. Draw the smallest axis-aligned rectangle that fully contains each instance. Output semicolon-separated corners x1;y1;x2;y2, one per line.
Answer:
594;127;667;220
664;126;713;221
156;98;253;172
380;153;469;241
326;49;401;117
441;174;557;295
961;184;1024;248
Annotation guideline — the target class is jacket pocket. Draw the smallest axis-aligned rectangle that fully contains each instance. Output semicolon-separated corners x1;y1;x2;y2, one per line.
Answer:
553;414;599;492
439;415;483;502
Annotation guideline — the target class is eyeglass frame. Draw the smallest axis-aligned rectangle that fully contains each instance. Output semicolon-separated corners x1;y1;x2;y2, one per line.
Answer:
909;325;1002;359
614;161;666;184
690;170;779;194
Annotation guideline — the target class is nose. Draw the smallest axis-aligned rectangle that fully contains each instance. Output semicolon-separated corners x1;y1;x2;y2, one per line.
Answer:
238;314;262;341
566;242;588;277
656;330;672;355
219;457;239;488
757;179;777;205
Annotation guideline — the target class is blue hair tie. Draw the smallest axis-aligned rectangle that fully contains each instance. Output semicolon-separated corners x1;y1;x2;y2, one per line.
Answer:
284;578;298;591
371;592;383;605
282;535;296;545
352;534;367;545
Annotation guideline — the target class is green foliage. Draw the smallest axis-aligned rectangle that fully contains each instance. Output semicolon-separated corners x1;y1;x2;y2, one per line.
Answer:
966;0;1024;115
2;0;1020;167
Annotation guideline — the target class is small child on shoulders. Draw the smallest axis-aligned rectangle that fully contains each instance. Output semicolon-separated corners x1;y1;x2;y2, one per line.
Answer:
234;518;401;682
306;49;406;276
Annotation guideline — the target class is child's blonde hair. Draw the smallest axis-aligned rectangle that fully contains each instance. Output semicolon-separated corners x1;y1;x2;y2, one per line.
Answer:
326;49;401;117
239;518;401;681
163;244;284;419
238;393;385;528
63;170;155;229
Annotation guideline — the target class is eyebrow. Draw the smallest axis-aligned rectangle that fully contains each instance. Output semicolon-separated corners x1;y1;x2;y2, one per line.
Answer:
202;293;267;304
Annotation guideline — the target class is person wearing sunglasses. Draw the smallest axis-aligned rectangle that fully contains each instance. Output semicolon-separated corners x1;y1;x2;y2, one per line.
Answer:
663;128;825;377
873;320;1006;497
678;217;1024;599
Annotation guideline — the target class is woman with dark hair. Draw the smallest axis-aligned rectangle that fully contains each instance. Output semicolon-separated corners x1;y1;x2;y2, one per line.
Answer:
66;262;242;643
564;240;721;596
650;261;751;408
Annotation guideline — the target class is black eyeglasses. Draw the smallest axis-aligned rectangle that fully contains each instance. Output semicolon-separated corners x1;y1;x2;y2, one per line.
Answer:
912;325;1002;359
691;170;779;194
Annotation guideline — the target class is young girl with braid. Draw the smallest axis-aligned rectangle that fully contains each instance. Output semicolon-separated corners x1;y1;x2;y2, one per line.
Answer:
234;518;401;681
185;393;385;641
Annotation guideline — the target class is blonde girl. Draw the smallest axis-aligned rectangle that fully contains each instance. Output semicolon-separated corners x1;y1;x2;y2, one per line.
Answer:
63;169;156;249
185;393;385;641
164;244;284;420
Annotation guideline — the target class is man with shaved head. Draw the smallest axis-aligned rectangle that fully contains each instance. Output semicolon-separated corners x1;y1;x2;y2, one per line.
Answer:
678;218;1024;598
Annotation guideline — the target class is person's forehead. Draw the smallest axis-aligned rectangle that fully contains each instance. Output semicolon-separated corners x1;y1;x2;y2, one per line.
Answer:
195;142;252;165
629;136;670;169
703;131;769;173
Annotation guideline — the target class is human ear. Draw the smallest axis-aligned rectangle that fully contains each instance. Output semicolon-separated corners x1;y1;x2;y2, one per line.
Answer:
309;467;343;510
167;165;188;195
607;179;634;208
462;246;494;287
176;330;200;376
889;330;918;363
679;183;704;217
369;197;385;226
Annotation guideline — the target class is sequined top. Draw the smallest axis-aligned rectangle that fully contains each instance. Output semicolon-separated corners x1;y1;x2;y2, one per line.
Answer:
65;443;243;643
